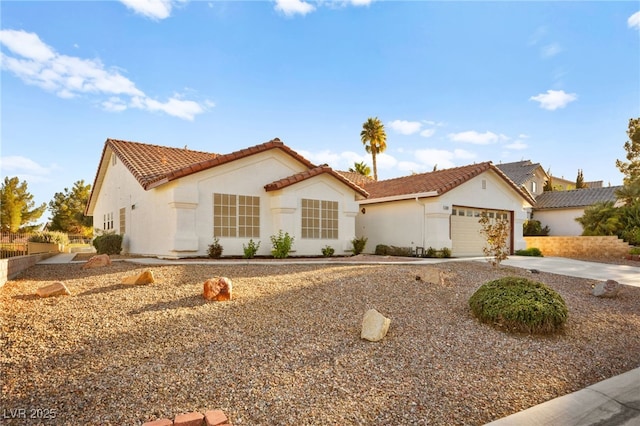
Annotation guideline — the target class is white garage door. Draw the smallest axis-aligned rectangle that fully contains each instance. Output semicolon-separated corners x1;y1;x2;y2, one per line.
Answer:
451;207;511;256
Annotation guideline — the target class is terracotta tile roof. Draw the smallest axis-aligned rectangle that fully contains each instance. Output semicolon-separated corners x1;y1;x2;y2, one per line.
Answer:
495;160;547;186
336;171;375;188
360;162;536;205
265;166;369;197
106;139;217;189
533;186;622;209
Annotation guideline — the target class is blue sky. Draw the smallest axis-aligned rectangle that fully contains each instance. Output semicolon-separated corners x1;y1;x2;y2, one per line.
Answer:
1;1;639;219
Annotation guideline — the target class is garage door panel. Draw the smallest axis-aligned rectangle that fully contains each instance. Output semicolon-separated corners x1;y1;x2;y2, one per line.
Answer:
451;207;511;257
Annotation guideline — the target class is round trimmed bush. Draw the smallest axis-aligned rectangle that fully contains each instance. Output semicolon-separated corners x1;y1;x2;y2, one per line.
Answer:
469;276;568;334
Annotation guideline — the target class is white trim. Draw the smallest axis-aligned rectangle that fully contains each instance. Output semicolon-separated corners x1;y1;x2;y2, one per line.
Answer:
358;191;439;205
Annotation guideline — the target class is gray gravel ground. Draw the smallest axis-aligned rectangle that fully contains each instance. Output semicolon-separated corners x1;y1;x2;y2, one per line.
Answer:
1;260;639;425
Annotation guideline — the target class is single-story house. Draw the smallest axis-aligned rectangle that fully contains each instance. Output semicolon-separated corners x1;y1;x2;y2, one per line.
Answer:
531;186;622;236
85;138;368;258
349;162;536;257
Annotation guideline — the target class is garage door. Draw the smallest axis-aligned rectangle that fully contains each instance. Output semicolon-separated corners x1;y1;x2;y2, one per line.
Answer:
451;207;511;256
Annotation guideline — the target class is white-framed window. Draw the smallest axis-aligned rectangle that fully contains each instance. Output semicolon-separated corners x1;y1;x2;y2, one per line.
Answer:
531;181;538;193
103;212;114;230
213;193;260;238
301;199;338;239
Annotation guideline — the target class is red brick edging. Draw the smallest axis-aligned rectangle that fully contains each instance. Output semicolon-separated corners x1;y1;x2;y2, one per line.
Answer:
142;409;231;426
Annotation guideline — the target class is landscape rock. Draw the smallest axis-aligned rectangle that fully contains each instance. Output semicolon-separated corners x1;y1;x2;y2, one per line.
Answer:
82;254;111;269
203;277;233;301
122;270;155;285
592;279;621;298
36;282;71;298
361;308;391;342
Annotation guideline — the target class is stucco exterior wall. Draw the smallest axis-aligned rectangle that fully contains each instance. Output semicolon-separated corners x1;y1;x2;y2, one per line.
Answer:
356;170;531;255
92;148;361;258
532;208;585;236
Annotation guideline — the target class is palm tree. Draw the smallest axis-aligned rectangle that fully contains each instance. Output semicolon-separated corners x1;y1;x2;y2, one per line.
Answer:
360;117;387;181
349;161;371;177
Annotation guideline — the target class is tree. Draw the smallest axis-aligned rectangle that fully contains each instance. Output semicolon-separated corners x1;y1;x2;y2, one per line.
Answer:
616;117;640;185
479;211;510;268
360;117;387;181
575;201;622;236
349;161;371;177
575;169;587;189
615;178;640;204
0;177;46;232
48;180;93;237
543;169;554;192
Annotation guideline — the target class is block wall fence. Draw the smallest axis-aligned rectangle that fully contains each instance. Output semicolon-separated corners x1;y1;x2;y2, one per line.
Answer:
524;236;633;258
0;253;56;287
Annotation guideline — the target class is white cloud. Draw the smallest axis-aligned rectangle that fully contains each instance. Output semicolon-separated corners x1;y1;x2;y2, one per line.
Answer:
349;0;373;5
411;148;476;170
275;0;316;16
505;141;528;150
447;130;504;145
119;0;177;20
0;29;209;121
628;11;640;30
541;43;562;58
530;89;577;110
0;156;58;183
388;119;422;135
419;128;436;138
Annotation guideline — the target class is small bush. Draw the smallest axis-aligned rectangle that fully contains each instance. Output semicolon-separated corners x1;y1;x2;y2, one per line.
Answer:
28;231;69;245
92;233;123;255
322;245;335;257
351;236;368;255
271;230;294;259
515;247;543;257
629;247;640;255
374;244;410;256
468;277;568;334
440;247;452;258
208;237;224;258
425;247;437;258
242;239;260;259
523;220;550;236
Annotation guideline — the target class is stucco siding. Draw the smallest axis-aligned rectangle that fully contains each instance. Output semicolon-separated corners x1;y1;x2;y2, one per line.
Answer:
533;208;585;236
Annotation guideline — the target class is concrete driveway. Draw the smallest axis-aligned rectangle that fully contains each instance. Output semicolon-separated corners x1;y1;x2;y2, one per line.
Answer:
499;256;640;288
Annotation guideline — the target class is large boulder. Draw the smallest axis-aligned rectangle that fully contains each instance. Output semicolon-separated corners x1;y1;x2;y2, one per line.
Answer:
361;308;391;342
203;277;233;301
36;282;71;298
122;270;155;285
592;279;621;298
82;254;111;269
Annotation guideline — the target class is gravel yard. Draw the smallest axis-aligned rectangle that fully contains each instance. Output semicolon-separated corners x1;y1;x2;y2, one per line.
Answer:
1;259;639;425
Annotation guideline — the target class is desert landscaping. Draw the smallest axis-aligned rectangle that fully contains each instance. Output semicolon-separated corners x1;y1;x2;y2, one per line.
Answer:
1;258;639;425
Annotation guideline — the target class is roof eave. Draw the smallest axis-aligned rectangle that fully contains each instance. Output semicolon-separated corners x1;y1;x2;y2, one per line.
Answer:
359;191;439;205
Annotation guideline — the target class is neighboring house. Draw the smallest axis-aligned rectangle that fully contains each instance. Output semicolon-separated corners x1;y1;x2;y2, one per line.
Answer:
352;162;535;256
85;138;368;258
548;175;604;190
531;186;622;236
495;160;548;199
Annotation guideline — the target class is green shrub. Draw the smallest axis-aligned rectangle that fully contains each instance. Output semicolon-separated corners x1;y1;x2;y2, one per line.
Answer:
425;247;437;258
208;237;224;258
242;239;260;259
373;244;410;256
523;220;550;236
515;247;543;257
271;230;294;259
440;247;452;258
92;233;123;255
468;277;568;334
321;245;335;257
351;236;368;255
28;231;69;245
630;247;640;255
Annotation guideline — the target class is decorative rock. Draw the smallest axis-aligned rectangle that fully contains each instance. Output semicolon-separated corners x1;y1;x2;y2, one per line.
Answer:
121;270;155;285
142;419;173;426
82;254;111;269
203;277;233;301
592;279;621;298
36;282;71;298
174;411;204;426
205;409;229;426
361;308;391;342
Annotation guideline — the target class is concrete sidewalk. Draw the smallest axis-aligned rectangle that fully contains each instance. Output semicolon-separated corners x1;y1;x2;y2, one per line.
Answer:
485;367;640;426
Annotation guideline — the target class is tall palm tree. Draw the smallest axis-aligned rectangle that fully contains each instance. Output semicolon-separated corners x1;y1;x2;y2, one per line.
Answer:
349;161;371;177
360;117;387;181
